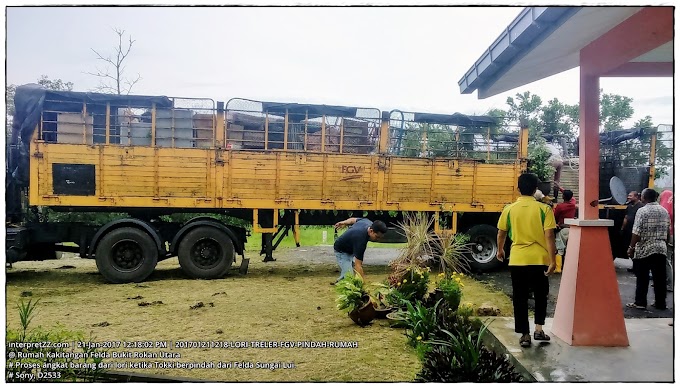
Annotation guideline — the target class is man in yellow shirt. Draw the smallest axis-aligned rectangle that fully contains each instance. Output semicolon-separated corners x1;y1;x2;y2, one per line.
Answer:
496;173;557;348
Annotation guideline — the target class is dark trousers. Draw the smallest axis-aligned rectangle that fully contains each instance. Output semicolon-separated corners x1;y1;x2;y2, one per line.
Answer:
511;265;549;334
634;253;667;308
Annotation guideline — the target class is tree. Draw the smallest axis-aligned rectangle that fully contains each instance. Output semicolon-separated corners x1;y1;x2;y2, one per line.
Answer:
624;116;673;179
600;91;634;132
87;28;141;95
484;107;512;133
498;90;669;179
539;98;579;140
505;91;544;138
37;75;73;92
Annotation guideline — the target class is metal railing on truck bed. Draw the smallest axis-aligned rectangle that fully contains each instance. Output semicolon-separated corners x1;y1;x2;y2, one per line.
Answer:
7;85;532;280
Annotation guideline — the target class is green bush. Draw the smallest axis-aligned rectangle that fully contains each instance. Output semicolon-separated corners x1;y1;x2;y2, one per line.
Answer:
385;288;409;310
159;213;250;228
403;299;442;347
456;302;475;319
40;209;128;225
414;341;432;363
415;315;523;382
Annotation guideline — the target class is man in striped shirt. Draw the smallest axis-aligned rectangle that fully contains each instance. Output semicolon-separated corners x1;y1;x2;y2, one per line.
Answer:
626;188;671;310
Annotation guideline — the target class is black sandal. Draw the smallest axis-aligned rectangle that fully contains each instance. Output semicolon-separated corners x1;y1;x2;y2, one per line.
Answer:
534;330;551;341
519;334;531;348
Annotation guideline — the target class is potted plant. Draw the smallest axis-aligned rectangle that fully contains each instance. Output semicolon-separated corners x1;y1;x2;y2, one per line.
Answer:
335;273;375;326
386;309;409;328
528;137;556;194
431;272;465;311
371;282;397;319
388;265;431;305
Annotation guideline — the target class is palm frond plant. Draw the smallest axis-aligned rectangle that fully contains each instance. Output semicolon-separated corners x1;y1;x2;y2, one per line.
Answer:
389;212;438;281
432;232;472;274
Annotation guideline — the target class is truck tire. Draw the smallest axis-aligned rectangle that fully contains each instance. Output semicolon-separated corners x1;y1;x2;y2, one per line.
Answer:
466;224;503;272
95;227;159;283
178;226;234;279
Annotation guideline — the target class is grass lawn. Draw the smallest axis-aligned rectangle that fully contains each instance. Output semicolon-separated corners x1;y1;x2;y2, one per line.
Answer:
245;226;406;252
5;249;512;382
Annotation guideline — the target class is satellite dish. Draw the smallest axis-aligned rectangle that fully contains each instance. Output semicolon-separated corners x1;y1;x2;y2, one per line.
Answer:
609;176;628;205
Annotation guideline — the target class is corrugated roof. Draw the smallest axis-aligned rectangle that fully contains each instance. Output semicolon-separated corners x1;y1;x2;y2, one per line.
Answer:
458;6;661;99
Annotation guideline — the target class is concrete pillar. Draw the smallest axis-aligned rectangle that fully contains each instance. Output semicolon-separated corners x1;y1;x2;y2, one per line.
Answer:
551;68;628;346
551;7;672;347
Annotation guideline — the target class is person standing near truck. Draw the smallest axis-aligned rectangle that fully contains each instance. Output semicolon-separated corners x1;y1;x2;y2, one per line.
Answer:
621;191;643;272
626;188;671;310
496;173;557;348
554;189;577;261
659;190;674;292
331;218;388;285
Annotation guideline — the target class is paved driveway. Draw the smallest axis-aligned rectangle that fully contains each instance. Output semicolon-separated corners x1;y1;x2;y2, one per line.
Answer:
471;257;674;319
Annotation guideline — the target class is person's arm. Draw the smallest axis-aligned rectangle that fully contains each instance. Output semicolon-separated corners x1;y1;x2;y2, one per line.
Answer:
496;230;507;262
352;239;368;279
334;218;358;229
621;217;628;233
628;233;641;258
544;229;557;275
496;206;510;262
543;207;557;275
628;211;643;257
353;259;365;280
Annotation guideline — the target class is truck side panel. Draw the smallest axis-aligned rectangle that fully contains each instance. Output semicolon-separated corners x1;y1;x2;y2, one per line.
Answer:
31;141;520;213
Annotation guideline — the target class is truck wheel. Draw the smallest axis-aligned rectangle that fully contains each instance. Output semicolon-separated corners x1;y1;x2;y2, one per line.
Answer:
95;227;158;283
466;224;503;272
178;227;234;279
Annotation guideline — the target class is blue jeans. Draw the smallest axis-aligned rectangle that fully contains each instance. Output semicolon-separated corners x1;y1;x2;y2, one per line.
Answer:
334;251;355;282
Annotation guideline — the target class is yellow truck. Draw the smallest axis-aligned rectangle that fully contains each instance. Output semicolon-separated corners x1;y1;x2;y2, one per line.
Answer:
6;84;528;283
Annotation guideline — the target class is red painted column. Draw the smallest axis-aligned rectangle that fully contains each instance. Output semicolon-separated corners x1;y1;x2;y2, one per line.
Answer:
550;6;672;347
551;65;628;346
577;74;600;220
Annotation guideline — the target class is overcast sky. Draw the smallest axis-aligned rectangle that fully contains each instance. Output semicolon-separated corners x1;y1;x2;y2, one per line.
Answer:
5;5;675;128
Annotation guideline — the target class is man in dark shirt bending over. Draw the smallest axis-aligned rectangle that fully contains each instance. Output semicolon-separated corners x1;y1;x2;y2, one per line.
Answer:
332;218;388;284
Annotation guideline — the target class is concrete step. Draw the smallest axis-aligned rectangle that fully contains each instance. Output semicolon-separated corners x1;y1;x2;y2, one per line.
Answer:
559;167;580;201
